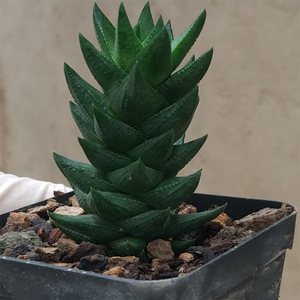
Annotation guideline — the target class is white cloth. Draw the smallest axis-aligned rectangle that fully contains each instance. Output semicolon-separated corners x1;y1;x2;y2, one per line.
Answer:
0;172;72;214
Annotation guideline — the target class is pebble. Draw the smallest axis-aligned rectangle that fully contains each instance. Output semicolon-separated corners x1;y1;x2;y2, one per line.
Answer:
103;266;129;278
27;199;59;214
77;254;107;272
35;247;63;263
147;239;174;262
179;252;194;263
0;212;39;234
0;231;43;255
53;206;85;216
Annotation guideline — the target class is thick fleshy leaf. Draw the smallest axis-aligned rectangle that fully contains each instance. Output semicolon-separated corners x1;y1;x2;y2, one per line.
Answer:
171;239;195;255
157;48;213;104
134;26;172;87
93;3;115;61
70;102;99;143
53;153;117;194
157;135;208;177
64;64;108;119
127;130;175;167
134;2;154;42
137;171;201;209
110;64;168;126
48;212;126;243
72;186;95;214
79;33;126;91
107;159;163;194
114;3;143;69
135;87;199;141
118;208;171;239
142;15;164;47
78;138;133;173
171;10;206;70
110;236;147;256
162;204;227;239
166;20;174;41
90;189;149;219
93;106;147;152
174;134;185;145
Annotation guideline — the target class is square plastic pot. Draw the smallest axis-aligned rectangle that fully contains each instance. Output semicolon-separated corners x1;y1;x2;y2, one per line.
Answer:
0;193;297;300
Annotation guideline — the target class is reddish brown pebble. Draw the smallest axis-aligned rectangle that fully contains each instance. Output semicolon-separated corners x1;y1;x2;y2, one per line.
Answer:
147;239;174;262
104;266;129;278
48;228;64;246
178;203;197;214
179;252;194;263
108;256;139;268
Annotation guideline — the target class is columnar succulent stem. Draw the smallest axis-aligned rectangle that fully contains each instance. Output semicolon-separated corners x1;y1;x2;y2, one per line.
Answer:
49;2;226;257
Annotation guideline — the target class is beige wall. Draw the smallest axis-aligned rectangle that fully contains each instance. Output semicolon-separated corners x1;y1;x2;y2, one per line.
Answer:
0;0;299;298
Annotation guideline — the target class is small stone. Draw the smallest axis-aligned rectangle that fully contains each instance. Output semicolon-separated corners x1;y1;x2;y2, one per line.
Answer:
27;199;59;214
31;218;53;234
233;206;293;232
57;237;79;254
3;242;31;257
178;263;197;276
108;256;139;268
25;252;41;261
0;231;43;255
151;259;170;271
69;195;80;207
179;252;194;263
103;266;129;278
62;242;107;263
47;228;64;246
35;247;63;263
0;212;39;234
147;239;174;262
49;262;76;268
53;206;85;216
207;212;233;233
77;254;107;272
178;203;197;214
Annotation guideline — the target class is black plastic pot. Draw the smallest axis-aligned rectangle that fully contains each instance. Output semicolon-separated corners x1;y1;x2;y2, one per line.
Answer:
0;193;297;300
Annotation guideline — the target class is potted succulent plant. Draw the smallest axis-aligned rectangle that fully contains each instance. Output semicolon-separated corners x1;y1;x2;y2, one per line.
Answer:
0;2;297;300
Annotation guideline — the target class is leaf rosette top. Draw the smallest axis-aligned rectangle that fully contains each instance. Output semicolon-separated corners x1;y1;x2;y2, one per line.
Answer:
50;2;226;257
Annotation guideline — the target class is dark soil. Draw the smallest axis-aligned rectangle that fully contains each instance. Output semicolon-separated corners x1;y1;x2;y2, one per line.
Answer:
0;193;293;281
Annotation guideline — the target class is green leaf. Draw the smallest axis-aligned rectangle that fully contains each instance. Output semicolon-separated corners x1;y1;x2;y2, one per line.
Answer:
93;3;115;61
69;102;99;143
174;134;185;145
166;20;174;41
71;186;95;214
90;189;149;219
107;159;163;194
134;2;154;42
93;106;147;152
135;87;199;141
78;138;133;173
79;33;126;91
171;9;206;71
157;134;208;177
64;64;108;119
162;204;227;239
118;208;171;239
127;130;175;167
157;48;213;104
110;236;147;256
53;153;117;194
114;3;143;69
137;170;201;209
171;239;195;255
134;26;172;87
142;15;164;47
110;64;168;126
48;212;126;243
